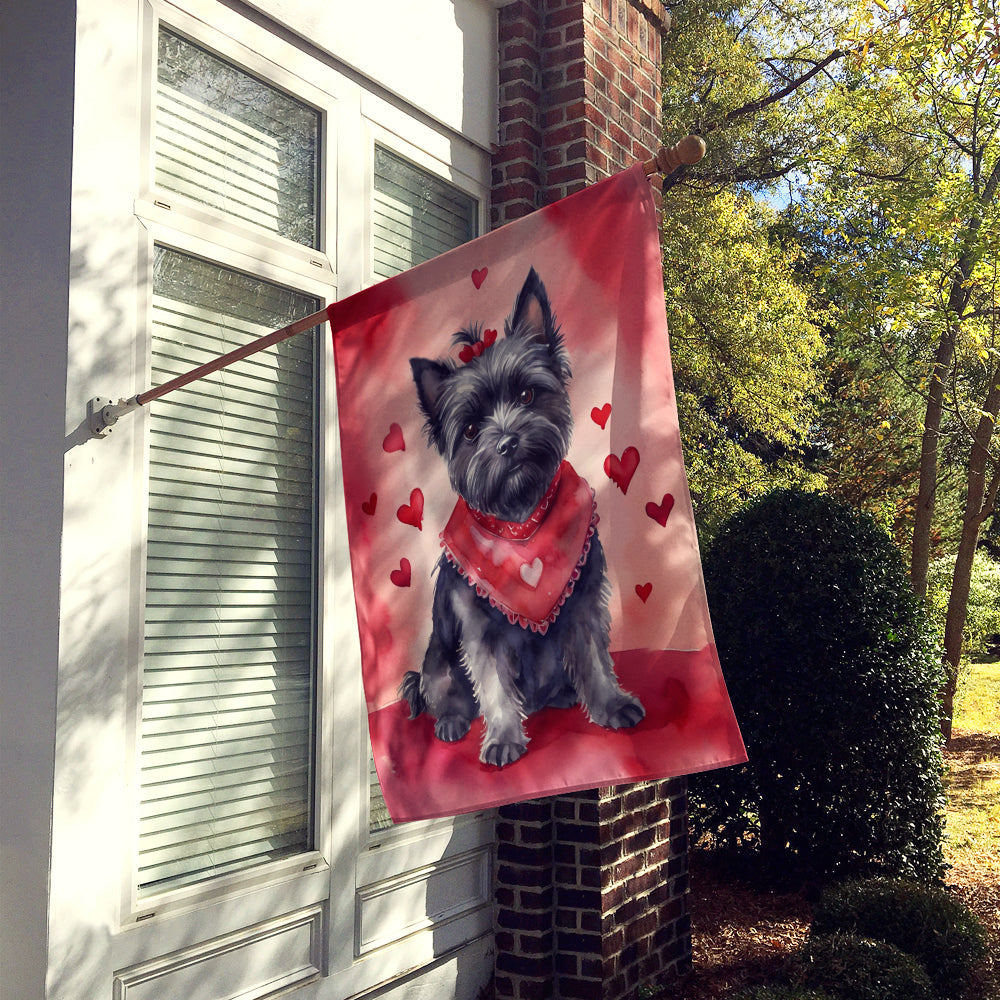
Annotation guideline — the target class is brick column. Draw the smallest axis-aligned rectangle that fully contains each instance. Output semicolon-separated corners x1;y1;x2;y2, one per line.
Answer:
493;0;667;226
491;4;691;998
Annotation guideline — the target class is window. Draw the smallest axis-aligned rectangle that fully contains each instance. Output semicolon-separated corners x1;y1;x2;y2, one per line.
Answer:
117;8;493;991
139;248;319;895
372;145;477;279
155;28;320;247
367;146;478;833
136;27;323;897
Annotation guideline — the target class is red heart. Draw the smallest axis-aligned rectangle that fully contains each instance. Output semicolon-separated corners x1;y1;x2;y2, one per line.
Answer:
397;488;424;530
361;493;377;516
591;403;612;429
471;267;488;289
483;328;497;347
645;493;675;527
459;345;474;363
604;446;640;494
390;558;411;588
382;423;405;453
635;582;652;603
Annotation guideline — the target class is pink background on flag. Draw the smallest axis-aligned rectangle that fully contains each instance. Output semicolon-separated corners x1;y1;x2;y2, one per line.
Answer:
331;165;745;821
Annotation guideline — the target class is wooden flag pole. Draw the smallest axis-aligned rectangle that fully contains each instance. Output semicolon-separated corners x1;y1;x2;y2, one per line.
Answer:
88;137;705;437
87;306;330;437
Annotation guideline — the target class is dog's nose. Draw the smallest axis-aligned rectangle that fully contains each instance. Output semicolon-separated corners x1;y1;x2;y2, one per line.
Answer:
496;434;519;457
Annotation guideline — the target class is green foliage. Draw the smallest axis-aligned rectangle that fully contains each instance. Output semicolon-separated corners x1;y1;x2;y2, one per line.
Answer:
691;489;947;881
658;1;838;542
661;0;851;193
927;550;1000;659
793;934;934;1000
812;878;988;999
664;188;826;542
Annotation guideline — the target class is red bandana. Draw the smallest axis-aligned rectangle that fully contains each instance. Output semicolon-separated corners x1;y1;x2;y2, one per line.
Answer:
440;460;598;634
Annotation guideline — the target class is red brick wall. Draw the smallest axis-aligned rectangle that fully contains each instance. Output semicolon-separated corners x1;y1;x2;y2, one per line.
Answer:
494;781;691;1000
490;9;689;996
492;0;667;227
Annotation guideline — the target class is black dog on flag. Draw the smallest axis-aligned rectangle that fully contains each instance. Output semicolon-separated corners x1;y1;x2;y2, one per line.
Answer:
401;268;644;767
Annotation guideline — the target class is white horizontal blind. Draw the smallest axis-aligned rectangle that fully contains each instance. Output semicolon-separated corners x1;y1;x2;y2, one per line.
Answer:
372;146;477;279
368;148;477;832
156;27;320;248
138;247;319;895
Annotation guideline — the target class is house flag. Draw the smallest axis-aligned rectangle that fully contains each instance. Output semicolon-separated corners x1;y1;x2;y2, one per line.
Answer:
330;164;746;822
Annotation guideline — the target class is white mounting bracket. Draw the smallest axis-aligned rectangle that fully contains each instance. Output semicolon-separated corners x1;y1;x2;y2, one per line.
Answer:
87;396;140;438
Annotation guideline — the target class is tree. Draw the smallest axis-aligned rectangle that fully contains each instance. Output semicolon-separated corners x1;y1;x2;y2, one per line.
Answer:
659;1;847;538
659;1;998;736
661;0;853;195
800;0;1000;735
662;188;825;539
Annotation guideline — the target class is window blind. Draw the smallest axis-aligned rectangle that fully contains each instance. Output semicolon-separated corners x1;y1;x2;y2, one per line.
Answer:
372;146;477;280
138;248;319;895
156;27;320;248
368;148;477;832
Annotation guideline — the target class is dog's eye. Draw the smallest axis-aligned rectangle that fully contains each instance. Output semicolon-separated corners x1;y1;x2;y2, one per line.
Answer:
463;423;480;441
517;387;534;405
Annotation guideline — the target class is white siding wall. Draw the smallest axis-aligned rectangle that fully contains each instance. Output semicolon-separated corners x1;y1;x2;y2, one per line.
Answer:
0;1;498;997
0;1;76;995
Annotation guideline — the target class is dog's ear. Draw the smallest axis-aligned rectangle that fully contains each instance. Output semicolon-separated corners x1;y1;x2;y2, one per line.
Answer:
410;357;450;443
507;268;571;379
508;268;554;346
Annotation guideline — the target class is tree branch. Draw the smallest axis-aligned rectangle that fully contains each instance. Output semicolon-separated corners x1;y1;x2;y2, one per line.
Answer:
703;49;847;133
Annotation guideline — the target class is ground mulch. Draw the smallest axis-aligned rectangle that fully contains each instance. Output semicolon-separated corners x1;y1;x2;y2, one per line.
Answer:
666;734;1000;999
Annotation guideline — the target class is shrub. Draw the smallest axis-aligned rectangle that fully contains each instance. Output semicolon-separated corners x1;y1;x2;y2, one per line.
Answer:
794;933;934;1000
811;878;988;998
691;489;946;882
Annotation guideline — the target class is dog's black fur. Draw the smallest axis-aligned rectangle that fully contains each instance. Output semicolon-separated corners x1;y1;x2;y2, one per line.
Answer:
401;269;644;767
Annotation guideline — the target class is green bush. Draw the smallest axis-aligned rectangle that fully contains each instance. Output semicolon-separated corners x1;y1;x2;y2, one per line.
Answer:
812;878;988;998
691;488;946;882
794;933;934;1000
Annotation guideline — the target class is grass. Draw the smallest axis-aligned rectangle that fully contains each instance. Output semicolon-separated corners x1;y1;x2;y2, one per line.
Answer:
942;658;1000;1000
955;658;1000;734
945;659;1000;867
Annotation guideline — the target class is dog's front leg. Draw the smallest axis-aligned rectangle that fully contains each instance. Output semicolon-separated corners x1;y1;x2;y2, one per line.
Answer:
566;630;645;731
473;646;528;767
450;590;528;767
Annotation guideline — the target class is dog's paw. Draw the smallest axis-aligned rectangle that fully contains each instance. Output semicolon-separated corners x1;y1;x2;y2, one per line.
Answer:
480;739;528;768
435;714;472;742
594;693;645;730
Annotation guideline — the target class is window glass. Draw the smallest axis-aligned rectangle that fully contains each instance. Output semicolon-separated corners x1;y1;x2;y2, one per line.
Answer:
372;145;477;278
138;246;318;895
156;27;320;248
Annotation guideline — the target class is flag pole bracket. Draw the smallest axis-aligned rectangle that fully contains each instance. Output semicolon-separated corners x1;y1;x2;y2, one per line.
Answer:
88;395;141;438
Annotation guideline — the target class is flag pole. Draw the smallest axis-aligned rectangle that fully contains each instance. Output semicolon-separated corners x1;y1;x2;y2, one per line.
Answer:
88;137;705;438
87;306;330;437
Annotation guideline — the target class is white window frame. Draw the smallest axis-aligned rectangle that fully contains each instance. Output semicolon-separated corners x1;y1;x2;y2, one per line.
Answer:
123;1;339;930
111;0;496;992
